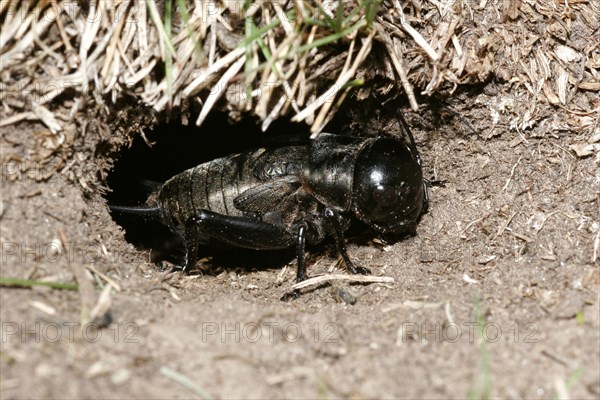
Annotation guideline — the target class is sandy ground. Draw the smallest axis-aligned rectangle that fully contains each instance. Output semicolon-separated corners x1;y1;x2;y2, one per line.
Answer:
1;80;599;399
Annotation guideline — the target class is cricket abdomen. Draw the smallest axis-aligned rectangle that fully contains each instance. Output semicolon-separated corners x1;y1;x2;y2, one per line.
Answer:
156;146;307;236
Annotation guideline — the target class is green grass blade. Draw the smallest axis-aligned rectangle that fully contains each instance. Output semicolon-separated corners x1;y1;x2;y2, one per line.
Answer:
342;3;368;27
0;276;78;291
145;0;176;55
296;19;367;54
177;0;203;61
364;0;382;27
238;17;282;48
244;15;255;101
313;2;337;31
342;79;365;88
160;366;213;399
468;296;493;400
566;368;584;390
334;0;345;32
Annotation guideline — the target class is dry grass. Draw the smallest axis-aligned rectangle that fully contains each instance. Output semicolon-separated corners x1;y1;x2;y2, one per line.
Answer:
1;0;599;140
290;273;395;290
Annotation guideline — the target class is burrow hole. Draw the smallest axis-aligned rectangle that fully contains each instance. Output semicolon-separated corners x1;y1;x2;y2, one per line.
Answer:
105;103;412;273
106;112;329;273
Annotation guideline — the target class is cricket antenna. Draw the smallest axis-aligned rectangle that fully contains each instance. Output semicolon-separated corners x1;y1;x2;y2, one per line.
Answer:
397;110;422;166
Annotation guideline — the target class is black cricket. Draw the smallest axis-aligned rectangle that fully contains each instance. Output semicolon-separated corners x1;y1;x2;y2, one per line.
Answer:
110;115;429;291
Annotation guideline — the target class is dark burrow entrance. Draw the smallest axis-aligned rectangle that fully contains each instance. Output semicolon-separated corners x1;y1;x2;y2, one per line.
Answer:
105;102;419;275
106;112;324;274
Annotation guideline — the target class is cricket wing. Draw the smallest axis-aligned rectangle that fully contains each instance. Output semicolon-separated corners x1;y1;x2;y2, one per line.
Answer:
234;177;301;214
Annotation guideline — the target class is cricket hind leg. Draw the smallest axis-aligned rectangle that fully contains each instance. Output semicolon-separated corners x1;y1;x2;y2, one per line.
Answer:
182;209;295;274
